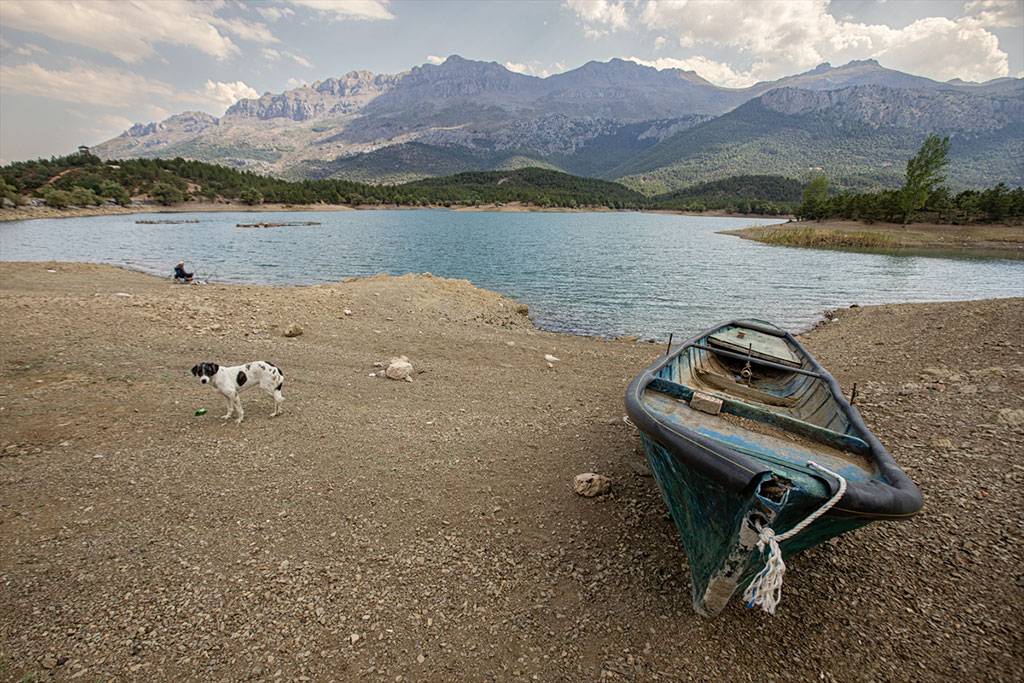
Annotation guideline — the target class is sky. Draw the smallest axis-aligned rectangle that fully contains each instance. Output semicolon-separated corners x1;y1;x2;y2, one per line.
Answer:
1;0;1022;162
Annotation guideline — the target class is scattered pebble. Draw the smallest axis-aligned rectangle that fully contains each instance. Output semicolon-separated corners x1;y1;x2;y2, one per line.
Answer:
574;473;611;497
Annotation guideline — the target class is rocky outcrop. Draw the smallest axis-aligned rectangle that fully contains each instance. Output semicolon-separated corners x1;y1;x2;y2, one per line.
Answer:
224;71;403;121
756;85;1023;134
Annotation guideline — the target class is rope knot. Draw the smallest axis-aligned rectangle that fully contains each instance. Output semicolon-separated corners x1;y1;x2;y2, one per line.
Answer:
755;525;776;552
742;462;848;615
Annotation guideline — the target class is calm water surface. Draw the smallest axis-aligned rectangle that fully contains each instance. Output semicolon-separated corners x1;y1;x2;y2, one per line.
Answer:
2;210;1022;338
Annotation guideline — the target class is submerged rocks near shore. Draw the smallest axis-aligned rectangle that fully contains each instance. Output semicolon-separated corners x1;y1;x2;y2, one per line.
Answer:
0;262;1021;681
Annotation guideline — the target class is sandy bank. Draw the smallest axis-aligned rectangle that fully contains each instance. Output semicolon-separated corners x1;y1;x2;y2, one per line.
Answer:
0;262;1021;681
0;201;788;223
724;219;1024;259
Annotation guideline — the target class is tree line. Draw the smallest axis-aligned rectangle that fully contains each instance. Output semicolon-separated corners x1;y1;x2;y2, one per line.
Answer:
2;147;1021;222
797;135;1024;224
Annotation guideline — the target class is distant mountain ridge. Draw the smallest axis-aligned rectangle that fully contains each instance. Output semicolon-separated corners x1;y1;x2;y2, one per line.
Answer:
92;56;1024;192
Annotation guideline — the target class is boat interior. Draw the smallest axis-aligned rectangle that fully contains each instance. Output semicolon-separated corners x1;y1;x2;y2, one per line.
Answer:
644;322;878;483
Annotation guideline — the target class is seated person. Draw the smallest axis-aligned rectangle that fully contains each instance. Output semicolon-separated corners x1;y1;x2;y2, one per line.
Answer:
173;260;194;284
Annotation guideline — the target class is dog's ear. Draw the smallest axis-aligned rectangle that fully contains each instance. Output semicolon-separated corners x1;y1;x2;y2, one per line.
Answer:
209;363;219;375
191;364;200;377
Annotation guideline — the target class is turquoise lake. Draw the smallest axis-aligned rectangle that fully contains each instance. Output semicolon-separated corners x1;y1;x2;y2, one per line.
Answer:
2;210;1022;338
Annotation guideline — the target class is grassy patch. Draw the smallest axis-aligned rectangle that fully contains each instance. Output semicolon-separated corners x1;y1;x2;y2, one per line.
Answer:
744;226;897;249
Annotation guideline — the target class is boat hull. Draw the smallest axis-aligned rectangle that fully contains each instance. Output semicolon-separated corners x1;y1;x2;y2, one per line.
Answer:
625;319;922;615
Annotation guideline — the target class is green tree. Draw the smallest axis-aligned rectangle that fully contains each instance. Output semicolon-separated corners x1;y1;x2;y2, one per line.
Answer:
98;180;131;206
239;187;263;205
69;186;100;206
42;188;73;209
900;134;950;224
0;178;21;207
797;175;829;221
150;182;185;206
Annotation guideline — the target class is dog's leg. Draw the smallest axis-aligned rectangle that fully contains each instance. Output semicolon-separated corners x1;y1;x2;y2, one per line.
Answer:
221;393;234;420
271;388;284;417
234;395;245;424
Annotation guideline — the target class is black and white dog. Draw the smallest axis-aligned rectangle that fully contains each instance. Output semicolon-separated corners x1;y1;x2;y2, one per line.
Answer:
190;361;284;423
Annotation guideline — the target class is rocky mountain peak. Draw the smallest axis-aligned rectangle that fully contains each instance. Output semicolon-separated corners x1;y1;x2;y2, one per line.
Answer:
122;111;217;138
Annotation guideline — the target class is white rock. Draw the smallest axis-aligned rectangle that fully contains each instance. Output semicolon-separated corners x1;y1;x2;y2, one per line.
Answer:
113;292;133;298
574;473;611;497
344;309;353;315
283;323;303;337
544;354;560;363
385;356;414;381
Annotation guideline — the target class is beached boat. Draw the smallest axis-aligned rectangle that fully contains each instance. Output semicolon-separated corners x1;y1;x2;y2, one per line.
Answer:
624;319;923;616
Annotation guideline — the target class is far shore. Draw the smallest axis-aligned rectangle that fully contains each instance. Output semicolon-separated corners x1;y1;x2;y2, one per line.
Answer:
722;219;1024;259
0;200;789;223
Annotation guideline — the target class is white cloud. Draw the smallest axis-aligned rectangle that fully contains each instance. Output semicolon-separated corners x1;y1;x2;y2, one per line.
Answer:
256;5;296;21
289;53;314;68
564;0;629;37
0;38;49;56
212;17;279;44
627;56;758;88
198;80;260;110
284;0;394;21
262;48;314;68
425;55;446;65
0;0;240;63
503;61;569;78
570;0;1013;83
0;62;258;115
653;36;666;50
0;62;178;107
963;0;1023;27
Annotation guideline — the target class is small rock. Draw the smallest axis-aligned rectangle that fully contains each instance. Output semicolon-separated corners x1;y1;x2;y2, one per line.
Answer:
384;356;414;381
283;323;304;337
113;292;133;298
41;657;58;669
921;367;951;381
210;323;222;332
996;408;1024;427
417;654;426;664
574;473;611;497
544;354;560;363
343;308;353;315
350;633;360;646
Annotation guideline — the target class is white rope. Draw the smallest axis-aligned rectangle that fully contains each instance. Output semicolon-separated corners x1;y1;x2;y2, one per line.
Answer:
742;461;847;615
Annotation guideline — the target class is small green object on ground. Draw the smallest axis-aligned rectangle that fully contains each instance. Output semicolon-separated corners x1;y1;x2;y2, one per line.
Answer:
194;408;208;416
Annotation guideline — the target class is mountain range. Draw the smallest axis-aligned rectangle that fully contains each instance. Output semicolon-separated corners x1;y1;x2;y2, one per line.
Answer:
92;56;1024;193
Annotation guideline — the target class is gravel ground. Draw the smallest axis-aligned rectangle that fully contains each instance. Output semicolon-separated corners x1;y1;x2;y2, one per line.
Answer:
0;262;1021;682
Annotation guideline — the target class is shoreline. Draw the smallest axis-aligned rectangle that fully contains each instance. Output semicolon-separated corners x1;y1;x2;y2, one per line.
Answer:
722;219;1024;260
0;201;789;223
0;261;1020;680
7;259;1023;339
